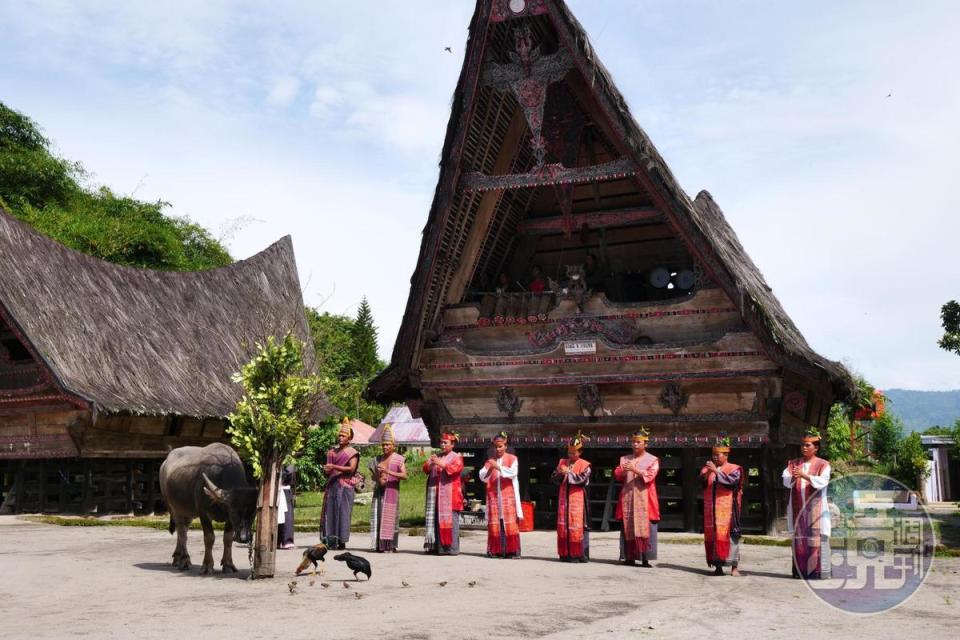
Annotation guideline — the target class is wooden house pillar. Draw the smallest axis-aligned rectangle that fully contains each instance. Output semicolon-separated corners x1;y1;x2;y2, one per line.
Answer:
761;446;775;534
681;449;699;532
80;460;93;514
14;462;26;514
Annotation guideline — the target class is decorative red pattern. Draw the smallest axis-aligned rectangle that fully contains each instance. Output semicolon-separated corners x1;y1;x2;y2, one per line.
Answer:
422;349;762;370
445;306;739;332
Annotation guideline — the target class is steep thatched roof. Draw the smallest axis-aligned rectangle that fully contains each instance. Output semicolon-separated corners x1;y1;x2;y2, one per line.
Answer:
0;208;335;419
550;2;852;395
370;0;853;402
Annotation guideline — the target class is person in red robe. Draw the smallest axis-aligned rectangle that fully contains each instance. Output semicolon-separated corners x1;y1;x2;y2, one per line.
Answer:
423;431;465;555
614;428;659;567
479;431;523;558
783;429;831;579
701;438;743;576
552;432;592;562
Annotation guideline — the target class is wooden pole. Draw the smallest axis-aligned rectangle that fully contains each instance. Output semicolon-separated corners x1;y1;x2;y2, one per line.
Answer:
253;450;280;579
681;449;698;532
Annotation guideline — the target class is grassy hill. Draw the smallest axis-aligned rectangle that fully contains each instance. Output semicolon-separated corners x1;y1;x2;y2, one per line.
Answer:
883;388;960;432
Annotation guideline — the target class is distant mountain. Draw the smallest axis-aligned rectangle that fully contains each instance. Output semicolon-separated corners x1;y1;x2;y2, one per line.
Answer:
883;389;960;432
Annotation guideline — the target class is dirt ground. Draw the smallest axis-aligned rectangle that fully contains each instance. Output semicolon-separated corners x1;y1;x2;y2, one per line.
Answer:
0;516;957;639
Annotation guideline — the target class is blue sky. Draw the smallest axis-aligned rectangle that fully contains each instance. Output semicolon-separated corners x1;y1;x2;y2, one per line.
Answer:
2;1;959;391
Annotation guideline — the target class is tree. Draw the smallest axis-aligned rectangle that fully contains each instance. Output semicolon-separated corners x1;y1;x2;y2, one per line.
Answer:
870;412;904;466
939;300;960;356
0;101;231;271
348;296;381;378
304;301;388;431
227;333;320;578
305;308;354;380
824;404;853;461
893;432;929;492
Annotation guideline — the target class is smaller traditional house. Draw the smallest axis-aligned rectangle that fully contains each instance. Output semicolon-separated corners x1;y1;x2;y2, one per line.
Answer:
371;406;431;452
0;209;333;514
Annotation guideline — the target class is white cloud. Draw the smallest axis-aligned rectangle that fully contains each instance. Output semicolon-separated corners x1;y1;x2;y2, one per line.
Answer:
308;86;344;119
266;76;301;107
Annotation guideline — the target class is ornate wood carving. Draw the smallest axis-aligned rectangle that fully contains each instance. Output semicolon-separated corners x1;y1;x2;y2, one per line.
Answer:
461;157;639;193
481;25;574;168
422;368;778;390
577;383;602;417
659;382;689;416
528;316;647;349
496;386;523;418
489;0;548;22
783;390;808;418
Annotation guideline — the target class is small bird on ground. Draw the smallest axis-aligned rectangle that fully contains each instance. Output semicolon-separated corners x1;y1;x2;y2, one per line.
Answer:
438;581;448;587
309;579;315;587
354;592;364;599
343;581;352;589
401;580;410;588
468;580;477;587
320;582;330;589
288;581;298;595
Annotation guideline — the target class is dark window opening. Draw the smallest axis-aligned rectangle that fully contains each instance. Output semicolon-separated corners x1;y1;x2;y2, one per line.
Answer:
1;338;32;362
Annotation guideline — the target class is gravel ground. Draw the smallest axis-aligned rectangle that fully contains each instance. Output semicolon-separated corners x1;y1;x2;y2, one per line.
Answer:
0;516;957;639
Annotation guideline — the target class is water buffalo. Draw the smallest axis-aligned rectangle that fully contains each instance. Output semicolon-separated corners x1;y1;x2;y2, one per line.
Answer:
159;443;258;575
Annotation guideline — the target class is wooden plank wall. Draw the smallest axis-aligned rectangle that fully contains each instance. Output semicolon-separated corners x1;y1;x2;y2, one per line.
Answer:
0;458;164;515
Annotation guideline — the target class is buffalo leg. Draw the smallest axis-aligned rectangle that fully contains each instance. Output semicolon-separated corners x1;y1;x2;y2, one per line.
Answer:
199;515;215;575
175;517;192;570
221;525;238;573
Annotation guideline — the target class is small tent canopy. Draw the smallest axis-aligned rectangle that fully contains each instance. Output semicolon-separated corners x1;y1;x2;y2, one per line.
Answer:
370;406;431;446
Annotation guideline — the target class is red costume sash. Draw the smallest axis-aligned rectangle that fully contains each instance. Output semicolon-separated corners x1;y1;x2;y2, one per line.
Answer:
702;462;743;565
556;457;590;558
424;451;464;546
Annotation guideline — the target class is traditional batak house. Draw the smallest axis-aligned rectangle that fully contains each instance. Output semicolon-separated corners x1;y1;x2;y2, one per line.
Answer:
0;209;332;514
369;0;853;534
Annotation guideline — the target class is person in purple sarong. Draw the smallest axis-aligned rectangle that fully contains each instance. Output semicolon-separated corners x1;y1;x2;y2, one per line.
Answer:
369;424;407;552
321;417;360;550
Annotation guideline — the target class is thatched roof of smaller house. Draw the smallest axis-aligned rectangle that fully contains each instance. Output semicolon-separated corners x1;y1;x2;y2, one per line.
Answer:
0;209;335;419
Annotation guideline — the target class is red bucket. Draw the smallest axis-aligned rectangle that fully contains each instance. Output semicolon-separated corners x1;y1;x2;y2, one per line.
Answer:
519;501;535;532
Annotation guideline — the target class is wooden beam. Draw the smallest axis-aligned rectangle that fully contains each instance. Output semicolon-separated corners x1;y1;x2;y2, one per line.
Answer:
517;207;662;235
444;106;528;305
460;157;639;193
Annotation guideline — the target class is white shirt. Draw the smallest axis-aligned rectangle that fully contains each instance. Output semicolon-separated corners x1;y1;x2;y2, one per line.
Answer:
479;455;523;520
782;460;831;536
